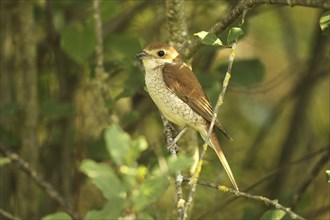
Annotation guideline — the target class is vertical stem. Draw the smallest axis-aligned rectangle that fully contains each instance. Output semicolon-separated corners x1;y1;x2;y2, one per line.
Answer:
93;0;104;79
14;0;39;217
92;0;111;104
186;9;247;218
165;0;190;219
165;0;189;55
160;115;185;220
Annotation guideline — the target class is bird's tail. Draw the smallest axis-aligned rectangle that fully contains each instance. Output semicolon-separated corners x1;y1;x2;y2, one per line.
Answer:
207;130;239;190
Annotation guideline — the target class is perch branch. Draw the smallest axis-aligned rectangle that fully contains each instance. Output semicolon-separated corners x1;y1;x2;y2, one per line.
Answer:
182;177;306;220
160;115;185;220
165;0;191;219
166;0;190;55
0;144;80;220
212;146;330;215
186;0;330;58
0;208;21;220
187;8;248;215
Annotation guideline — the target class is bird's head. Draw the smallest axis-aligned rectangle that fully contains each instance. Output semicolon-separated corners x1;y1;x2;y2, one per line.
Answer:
136;43;181;70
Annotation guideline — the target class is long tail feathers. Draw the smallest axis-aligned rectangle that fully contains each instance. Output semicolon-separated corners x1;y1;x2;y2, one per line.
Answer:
210;131;239;190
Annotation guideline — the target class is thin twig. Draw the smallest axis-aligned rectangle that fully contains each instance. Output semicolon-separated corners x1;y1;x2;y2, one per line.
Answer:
182;177;306;220
203;146;330;217
247;146;330;192
165;0;190;219
166;126;188;151
0;144;80;219
0;208;21;220
292;149;330;208
185;0;330;58
160;115;185;219
185;8;248;218
187;178;306;220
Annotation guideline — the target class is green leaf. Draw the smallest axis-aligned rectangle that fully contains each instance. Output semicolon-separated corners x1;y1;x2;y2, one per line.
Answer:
130;155;192;211
0;157;11;167
42;212;72;220
320;11;330;36
217;59;265;87
227;27;244;44
104;124;131;165
79;159;125;200
326;170;330;183
132;174;168;211
60;22;96;64
194;31;223;46
104;124;148;166
130;136;148;159
260;209;286;220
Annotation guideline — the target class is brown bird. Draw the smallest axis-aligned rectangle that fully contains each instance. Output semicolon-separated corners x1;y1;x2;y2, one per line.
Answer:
136;43;238;190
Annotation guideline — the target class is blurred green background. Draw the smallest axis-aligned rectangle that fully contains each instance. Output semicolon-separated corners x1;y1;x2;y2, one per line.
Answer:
0;1;329;219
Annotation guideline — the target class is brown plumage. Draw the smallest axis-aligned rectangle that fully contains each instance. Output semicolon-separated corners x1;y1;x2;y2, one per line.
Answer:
162;62;232;140
137;43;239;190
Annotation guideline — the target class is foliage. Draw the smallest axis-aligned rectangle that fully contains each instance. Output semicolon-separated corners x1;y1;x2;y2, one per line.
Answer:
194;31;223;46
319;10;330;36
260;209;286;220
78;124;193;218
0;1;328;220
42;212;72;220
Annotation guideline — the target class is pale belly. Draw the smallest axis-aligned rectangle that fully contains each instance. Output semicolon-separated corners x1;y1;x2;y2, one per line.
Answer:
145;70;205;130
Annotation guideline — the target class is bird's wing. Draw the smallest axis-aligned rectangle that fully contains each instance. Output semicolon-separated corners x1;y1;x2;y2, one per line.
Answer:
162;62;231;140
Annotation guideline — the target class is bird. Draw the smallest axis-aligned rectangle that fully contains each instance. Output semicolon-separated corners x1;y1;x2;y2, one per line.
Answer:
136;43;238;190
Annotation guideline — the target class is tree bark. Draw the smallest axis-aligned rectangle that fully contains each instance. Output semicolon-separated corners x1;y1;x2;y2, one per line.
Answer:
12;0;39;218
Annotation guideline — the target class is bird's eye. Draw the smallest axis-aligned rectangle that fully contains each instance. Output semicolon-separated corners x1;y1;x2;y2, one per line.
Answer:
157;50;165;57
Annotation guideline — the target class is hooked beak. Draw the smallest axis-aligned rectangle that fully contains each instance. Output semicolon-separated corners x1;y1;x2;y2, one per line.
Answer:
136;51;148;59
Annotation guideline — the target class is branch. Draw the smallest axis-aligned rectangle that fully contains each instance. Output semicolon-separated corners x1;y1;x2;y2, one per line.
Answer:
160;115;185;220
92;0;112;118
184;5;248;220
0;144;80;220
189;1;246;201
210;146;330;216
182;177;306;220
166;0;189;55
292;149;330;208
247;146;330;192
185;0;330;58
0;208;21;220
165;0;190;219
93;0;104;79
